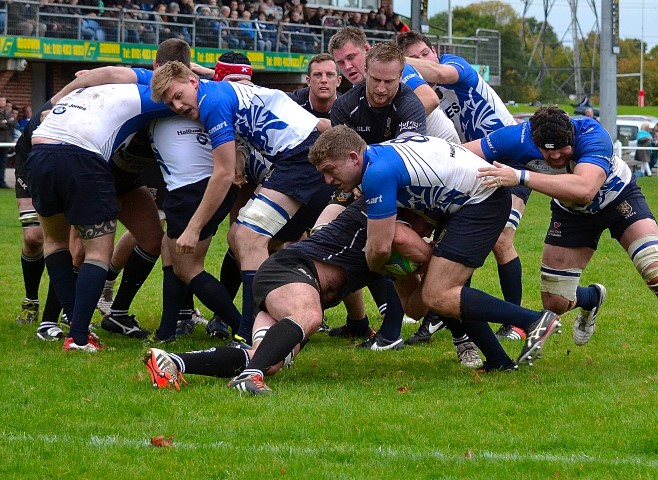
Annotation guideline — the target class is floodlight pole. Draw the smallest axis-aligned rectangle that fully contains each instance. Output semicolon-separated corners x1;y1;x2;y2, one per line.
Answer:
599;0;617;139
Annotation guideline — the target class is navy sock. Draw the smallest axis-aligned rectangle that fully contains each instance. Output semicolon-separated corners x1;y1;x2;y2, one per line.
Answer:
237;270;256;340
41;280;63;323
179;289;194;320
441;315;468;339
70;261;108;345
158;266;188;340
220;249;242;300
346;315;371;335
497;257;523;305
21;251;44;301
575;285;600;310
247;318;304;372
106;263;120;282
460;287;539;331
368;277;389;317
188;271;241;332
44;250;76;321
377;278;403;340
460;318;515;368
111;246;158;312
173;347;249;377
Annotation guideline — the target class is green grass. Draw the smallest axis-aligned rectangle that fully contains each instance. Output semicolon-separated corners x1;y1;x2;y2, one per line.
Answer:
1;180;658;479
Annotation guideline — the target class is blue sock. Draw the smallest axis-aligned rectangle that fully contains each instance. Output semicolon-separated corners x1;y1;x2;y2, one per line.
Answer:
70;261;108;345
497;257;522;305
158;266;188;340
44;250;76;323
575;285;600;310
460;318;515;368
377;278;403;340
188;271;241;332
237;270;256;340
460;287;539;331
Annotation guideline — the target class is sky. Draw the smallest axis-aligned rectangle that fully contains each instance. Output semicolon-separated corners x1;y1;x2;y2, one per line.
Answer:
394;0;658;49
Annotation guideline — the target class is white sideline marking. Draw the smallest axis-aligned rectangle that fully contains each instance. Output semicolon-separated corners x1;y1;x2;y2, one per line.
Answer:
3;431;658;468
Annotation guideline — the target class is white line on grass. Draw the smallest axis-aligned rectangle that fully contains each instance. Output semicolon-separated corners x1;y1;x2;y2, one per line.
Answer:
3;432;658;468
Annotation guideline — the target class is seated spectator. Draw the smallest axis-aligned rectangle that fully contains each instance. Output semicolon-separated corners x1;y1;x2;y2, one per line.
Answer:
371;13;394;40
366;10;377;29
225;9;246;49
283;9;314;54
254;11;274;51
124;4;146;43
236;9;256;49
166;1;192;43
195;5;219;47
390;14;410;33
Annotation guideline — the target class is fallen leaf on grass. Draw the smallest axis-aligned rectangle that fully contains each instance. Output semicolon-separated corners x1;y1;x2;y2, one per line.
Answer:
465;449;474;459
280;467;287;474
150;435;174;448
397;386;412;393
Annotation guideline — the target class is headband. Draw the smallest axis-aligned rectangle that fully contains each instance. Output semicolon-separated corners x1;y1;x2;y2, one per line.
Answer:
213;61;253;82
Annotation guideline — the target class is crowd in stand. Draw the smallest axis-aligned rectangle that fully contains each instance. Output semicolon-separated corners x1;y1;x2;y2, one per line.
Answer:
1;0;411;53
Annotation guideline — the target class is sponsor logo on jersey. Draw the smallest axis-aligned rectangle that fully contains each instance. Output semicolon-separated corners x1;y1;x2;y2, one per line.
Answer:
176;128;203;135
365;194;383;205
197;134;209;145
398;121;421;132
52;106;67;114
356;126;371;132
208;121;229;135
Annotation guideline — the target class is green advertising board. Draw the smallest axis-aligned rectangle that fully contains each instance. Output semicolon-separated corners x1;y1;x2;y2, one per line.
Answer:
0;36;311;71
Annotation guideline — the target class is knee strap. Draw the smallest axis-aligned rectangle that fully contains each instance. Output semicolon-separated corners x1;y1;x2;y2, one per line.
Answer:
236;193;290;238
540;263;582;302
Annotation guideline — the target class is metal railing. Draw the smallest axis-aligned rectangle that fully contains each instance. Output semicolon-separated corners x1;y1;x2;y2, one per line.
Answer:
0;0;396;54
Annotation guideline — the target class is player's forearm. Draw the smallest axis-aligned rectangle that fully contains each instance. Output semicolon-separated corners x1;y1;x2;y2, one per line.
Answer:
52;66;137;103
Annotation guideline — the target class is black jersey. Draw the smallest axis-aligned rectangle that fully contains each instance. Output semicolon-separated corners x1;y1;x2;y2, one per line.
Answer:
330;82;426;144
287;86;333;119
288;197;381;306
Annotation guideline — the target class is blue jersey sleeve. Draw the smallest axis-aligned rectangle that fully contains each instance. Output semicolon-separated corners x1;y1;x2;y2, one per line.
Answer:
480;122;539;165
361;146;410;219
197;81;238;149
133;68;154;86
571;118;614;175
401;64;428;91
439;54;478;88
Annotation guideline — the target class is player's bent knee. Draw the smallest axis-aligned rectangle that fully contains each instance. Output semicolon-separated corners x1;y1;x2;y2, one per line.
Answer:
235;193;290;238
540;263;581;312
628;234;658;297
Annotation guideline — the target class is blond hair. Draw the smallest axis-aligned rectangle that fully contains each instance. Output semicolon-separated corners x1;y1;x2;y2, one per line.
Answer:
150;61;196;102
365;42;404;71
308;125;367;166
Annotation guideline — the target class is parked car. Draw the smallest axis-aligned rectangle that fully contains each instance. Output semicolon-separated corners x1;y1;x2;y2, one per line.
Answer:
616;115;658;162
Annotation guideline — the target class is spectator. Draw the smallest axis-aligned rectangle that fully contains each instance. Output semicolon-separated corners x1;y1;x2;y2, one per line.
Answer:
195;5;218;47
284;9;314;53
0;96;16;188
371;13;394;40
254;11;274;51
636;122;653;177
348;12;362;28
650;124;658;172
17;105;32;133
366;10;377;29
390;14;410;33
8;0;47;36
178;0;195;15
226;9;246;49
124;4;146;43
166;1;192;43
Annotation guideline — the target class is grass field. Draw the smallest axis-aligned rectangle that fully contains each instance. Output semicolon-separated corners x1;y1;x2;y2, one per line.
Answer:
1;176;658;479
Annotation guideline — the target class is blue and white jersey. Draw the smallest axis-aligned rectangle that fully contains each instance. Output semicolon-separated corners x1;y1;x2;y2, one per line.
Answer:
148;116;214;191
361;134;495;220
33;83;172;161
480;117;633;214
197;80;319;159
436;54;516;142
